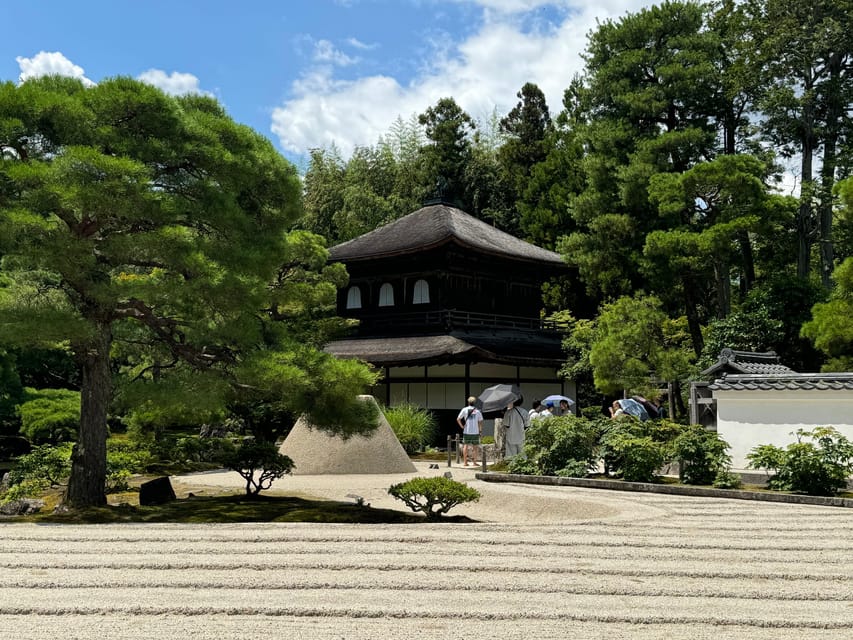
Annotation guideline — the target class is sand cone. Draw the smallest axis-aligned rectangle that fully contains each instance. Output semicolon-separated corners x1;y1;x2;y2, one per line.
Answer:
279;395;417;474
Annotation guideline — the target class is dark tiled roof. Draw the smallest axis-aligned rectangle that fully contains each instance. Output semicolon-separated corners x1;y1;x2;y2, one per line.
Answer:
328;203;565;266
324;333;563;367
325;335;492;365
710;373;853;392
701;348;795;378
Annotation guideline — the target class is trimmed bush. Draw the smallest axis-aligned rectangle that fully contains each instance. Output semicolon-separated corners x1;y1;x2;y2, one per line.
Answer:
17;388;80;444
388;476;480;520
384;403;437;454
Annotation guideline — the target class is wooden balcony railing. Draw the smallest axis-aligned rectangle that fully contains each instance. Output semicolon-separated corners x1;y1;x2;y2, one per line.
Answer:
349;309;559;333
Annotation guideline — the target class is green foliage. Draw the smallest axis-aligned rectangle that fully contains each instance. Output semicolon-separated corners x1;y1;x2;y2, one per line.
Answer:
747;427;853;496
555;460;592;478
507;456;539;475
0;349;23;433
671;424;732;485
387;476;480;520
17;388;80;444
384;403;437;454
0;76;377;507
588;295;693;396
105;439;155;492
517;415;602;477
6;442;73;488
712;469;743;490
221;440;294;496
802;258;853;371
418;97;475;209
170;435;236;465
602;429;667;483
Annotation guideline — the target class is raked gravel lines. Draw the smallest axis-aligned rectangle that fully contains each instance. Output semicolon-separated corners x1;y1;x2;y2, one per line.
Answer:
2;483;853;639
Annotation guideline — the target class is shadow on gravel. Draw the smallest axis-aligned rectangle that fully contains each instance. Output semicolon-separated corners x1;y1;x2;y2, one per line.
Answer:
21;494;455;524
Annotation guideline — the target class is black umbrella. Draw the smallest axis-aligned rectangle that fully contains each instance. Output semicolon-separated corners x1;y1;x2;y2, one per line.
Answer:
476;384;522;413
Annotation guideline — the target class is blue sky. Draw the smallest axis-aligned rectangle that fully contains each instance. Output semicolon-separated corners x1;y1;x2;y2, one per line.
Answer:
1;1;653;171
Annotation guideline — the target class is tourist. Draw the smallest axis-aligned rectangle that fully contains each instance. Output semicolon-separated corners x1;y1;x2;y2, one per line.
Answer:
456;396;483;466
559;398;571;416
609;400;625;419
538;401;554;419
528;399;542;420
503;398;530;460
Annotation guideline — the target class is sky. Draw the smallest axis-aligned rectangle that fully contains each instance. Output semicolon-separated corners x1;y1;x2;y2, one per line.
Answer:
1;0;657;172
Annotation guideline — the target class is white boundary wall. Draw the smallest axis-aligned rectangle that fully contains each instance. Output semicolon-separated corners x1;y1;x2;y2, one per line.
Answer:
713;389;853;468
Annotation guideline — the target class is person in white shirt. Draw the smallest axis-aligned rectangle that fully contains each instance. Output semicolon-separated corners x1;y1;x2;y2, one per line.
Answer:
456;396;483;466
528;400;542;421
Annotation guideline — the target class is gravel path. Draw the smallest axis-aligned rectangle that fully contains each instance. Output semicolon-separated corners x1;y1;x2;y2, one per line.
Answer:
2;462;853;639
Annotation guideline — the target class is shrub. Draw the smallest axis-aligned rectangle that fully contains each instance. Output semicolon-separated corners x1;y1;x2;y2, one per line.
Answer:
556;460;591;478
388;476;480;520
221;441;294;496
7;443;73;487
507;456;539;475
17;388;80;444
602;430;666;483
105;439;155;492
713;469;743;489
384;404;437;454
171;435;236;464
521;415;602;476
671;425;732;485
2;443;73;503
747;427;853;496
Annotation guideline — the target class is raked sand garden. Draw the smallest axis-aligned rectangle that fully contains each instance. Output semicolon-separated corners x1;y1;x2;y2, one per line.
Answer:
2;461;853;639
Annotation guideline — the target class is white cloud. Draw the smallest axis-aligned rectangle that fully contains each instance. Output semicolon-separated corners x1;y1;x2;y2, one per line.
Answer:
15;51;95;86
137;69;212;96
347;37;377;50
313;40;358;66
271;1;651;159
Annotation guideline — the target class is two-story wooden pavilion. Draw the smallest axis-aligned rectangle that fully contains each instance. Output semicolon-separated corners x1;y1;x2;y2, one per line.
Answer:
324;202;572;440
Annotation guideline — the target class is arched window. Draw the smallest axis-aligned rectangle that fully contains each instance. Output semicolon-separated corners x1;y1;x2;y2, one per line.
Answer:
345;286;362;309
378;283;395;307
412;279;430;304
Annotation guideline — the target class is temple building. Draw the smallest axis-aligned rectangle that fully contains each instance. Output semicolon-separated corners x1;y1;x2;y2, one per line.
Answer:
324;202;572;441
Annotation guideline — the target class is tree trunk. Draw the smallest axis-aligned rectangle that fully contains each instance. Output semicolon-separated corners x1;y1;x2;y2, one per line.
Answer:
797;89;816;280
682;276;704;358
65;324;112;508
736;229;755;298
713;257;731;318
818;54;842;288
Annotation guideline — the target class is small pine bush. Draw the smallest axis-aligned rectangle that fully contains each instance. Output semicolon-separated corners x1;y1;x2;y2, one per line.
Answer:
221;441;294;495
388;476;480;520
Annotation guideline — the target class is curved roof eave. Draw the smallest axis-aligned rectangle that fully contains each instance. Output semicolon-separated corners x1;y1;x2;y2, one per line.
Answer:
328;203;566;267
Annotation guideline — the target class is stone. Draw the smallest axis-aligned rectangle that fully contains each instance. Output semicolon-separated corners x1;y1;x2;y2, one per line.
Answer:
0;499;44;516
138;476;176;506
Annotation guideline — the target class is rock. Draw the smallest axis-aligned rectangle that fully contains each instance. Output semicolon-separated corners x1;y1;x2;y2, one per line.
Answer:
138;476;176;506
0;499;44;516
